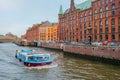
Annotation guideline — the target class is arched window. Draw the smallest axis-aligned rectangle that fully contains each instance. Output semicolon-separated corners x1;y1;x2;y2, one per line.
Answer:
94;10;97;14
112;4;115;9
100;13;102;18
100;8;103;12
112;10;115;16
111;18;115;25
106;12;108;17
106;5;108;11
105;19;108;26
100;21;102;26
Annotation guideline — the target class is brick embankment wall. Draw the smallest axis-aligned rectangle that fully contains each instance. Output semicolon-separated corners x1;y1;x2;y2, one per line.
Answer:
63;45;120;61
41;43;120;61
41;43;63;50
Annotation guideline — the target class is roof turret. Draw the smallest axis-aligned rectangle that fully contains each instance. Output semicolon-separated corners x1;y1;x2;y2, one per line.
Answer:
59;5;63;14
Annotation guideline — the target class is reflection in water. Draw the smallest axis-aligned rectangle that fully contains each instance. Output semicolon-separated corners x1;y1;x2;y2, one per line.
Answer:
0;43;120;80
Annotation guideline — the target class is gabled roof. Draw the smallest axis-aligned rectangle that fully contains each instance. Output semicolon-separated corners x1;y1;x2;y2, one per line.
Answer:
75;0;92;11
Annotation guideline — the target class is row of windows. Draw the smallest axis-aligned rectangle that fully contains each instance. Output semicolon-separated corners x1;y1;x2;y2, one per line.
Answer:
80;3;118;17
94;34;117;41
62;9;119;25
61;8;119;24
95;18;120;27
94;3;117;14
94;0;113;7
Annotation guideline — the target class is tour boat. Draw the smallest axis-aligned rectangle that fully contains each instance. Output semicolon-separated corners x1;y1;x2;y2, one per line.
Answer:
15;49;53;67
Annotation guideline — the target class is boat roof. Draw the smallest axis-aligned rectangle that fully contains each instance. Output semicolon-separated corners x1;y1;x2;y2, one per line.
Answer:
20;52;50;57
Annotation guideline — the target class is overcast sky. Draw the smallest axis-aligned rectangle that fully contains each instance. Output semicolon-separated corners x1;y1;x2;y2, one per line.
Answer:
0;0;86;37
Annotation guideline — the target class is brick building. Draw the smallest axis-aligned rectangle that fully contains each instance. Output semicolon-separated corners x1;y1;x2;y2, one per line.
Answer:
58;0;120;42
26;24;40;42
46;23;58;42
25;21;58;42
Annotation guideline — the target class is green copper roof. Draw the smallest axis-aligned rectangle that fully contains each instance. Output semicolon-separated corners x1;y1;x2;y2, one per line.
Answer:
75;0;92;11
59;5;63;14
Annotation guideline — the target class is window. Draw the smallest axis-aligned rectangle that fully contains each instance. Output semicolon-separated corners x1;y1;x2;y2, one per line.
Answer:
89;17;91;21
112;11;115;16
89;12;92;15
102;0;104;5
112;34;115;40
106;35;108;40
84;30;86;35
106;0;108;3
119;17;120;24
94;10;97;14
119;26;120;32
80;25;82;29
100;35;102;40
100;21;102;26
98;1;100;6
106;5;108;11
94;15;97;19
119;8;120;15
84;17;86;22
105;28;108;33
80;15;82;18
84;13;86;17
112;25;115;33
119;2;120;8
100;13;102;18
94;35;97;40
100;28;102;33
119;34;120;39
100;8;103;12
111;18;115;25
95;3;97;7
94;22;97;26
84;24;86;28
106;12;108;17
105;19;108;26
112;4;115;9
94;29;97;34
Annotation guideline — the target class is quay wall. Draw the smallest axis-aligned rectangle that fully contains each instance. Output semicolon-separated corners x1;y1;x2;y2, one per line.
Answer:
41;43;63;50
42;43;120;61
63;45;120;61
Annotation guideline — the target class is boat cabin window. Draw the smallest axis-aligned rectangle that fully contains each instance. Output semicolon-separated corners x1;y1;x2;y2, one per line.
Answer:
28;56;34;60
39;56;47;60
27;56;48;61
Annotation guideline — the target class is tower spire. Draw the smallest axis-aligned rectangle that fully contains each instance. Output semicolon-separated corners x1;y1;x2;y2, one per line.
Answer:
70;0;75;11
59;5;63;14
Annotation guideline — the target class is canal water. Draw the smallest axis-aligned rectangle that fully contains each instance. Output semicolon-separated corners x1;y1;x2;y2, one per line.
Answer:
0;43;120;80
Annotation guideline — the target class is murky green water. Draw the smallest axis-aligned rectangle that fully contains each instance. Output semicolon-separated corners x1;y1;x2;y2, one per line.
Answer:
0;43;120;80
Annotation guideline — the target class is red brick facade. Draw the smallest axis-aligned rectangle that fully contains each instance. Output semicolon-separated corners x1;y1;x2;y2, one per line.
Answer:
58;0;120;42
